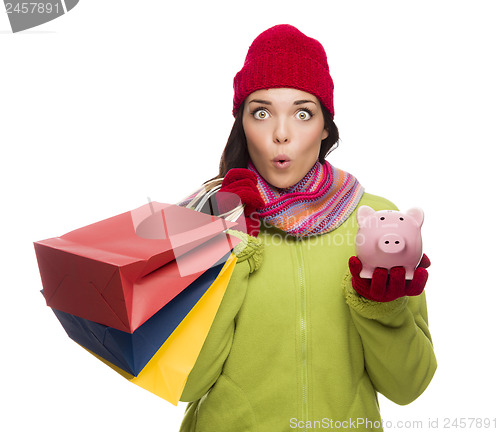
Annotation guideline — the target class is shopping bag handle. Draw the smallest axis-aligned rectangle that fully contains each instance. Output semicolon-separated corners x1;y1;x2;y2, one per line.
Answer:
178;180;245;223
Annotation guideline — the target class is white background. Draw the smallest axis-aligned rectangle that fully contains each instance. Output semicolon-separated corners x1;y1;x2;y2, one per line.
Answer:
1;1;499;431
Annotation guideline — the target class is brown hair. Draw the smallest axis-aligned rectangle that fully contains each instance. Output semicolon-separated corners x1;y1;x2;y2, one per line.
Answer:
207;101;340;184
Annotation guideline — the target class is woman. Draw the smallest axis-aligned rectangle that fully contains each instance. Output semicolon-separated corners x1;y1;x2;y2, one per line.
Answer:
178;24;436;432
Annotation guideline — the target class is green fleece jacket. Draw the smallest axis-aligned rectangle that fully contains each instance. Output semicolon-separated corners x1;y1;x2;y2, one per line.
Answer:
179;193;437;432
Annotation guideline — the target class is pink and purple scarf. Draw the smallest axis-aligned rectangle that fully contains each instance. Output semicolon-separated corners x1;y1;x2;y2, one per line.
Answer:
248;160;364;237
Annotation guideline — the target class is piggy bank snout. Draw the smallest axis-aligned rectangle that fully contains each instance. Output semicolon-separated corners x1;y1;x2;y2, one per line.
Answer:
378;234;405;254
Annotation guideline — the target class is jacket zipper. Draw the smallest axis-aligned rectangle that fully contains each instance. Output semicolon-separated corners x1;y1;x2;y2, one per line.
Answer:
296;240;308;431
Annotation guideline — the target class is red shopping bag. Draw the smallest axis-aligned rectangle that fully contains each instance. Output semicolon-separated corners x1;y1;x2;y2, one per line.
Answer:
34;202;239;333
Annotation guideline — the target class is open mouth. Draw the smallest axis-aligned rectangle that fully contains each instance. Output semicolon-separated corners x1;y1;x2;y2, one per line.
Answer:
272;155;291;169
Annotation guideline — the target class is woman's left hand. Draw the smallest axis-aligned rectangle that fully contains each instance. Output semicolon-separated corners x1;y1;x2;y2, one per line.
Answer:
348;254;431;302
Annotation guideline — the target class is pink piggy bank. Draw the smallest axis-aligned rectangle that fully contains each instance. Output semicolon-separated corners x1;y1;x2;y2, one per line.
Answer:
355;206;424;279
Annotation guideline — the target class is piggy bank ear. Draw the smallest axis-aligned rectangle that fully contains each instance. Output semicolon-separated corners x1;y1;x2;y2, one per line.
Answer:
356;205;375;228
406;207;424;227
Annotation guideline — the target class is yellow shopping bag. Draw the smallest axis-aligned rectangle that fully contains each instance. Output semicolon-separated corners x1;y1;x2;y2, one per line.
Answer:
83;252;237;405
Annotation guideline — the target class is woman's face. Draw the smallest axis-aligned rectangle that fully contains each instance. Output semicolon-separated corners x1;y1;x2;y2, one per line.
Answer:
242;88;328;189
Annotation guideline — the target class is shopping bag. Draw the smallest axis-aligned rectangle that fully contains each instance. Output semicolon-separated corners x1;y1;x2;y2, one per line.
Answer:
34;202;238;333
48;254;229;376
83;252;237;405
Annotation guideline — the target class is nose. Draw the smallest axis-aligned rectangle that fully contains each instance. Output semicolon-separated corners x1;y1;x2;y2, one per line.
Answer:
274;135;289;144
273;119;289;144
378;234;405;254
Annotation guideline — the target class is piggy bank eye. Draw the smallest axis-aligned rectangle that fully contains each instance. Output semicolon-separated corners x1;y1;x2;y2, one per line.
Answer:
399;217;404;221
380;217;385;220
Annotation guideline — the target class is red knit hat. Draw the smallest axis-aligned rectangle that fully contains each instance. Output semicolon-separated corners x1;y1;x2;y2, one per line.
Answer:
233;24;334;118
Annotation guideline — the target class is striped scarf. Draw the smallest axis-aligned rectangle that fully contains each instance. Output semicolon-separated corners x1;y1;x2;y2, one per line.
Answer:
248;160;364;237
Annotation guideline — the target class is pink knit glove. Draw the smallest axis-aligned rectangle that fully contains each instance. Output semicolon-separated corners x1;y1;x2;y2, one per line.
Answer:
217;169;264;237
348;254;431;302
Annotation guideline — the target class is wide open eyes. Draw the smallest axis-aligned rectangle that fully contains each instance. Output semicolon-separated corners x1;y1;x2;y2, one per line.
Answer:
252;108;270;120
250;107;314;121
296;109;312;120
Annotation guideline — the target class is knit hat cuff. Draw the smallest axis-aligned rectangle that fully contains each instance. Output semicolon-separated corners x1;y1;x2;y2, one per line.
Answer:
233;52;334;117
